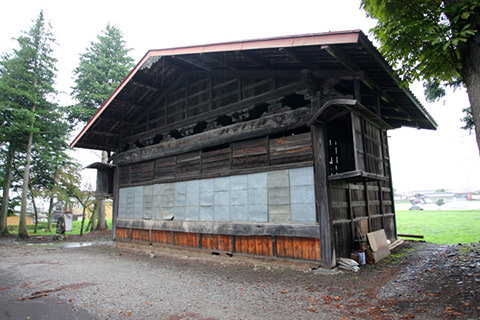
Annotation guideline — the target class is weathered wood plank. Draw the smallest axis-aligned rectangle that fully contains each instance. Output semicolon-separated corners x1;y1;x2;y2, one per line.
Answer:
311;124;334;267
117;219;321;239
132;228;149;241
152;230;172;244
116;227;130;240
116;107;310;165
269;132;313;165
125;81;305;145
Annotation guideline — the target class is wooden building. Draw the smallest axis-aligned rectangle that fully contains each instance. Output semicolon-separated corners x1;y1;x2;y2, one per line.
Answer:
71;31;436;267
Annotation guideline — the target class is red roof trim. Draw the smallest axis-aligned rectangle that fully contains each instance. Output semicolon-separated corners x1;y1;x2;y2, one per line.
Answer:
70;31;361;149
70;51;157;148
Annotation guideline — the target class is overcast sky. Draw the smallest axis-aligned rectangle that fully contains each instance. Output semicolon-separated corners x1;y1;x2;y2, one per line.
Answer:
2;0;479;193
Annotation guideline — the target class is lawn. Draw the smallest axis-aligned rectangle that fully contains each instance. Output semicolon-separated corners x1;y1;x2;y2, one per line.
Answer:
396;210;480;244
7;218;112;237
7;211;480;245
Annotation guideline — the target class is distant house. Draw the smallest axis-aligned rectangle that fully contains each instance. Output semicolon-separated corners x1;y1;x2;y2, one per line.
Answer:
54;199;113;221
71;31;436;267
7;214;33;226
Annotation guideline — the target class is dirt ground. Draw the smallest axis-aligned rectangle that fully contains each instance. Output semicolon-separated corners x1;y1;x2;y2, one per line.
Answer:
0;232;479;319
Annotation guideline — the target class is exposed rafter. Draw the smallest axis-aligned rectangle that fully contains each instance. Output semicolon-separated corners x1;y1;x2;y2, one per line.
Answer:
174;55;212;71
323;44;394;104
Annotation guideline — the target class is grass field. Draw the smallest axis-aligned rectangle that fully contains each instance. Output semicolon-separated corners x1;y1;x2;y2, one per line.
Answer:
7;211;480;245
396;210;480;244
7;219;112;236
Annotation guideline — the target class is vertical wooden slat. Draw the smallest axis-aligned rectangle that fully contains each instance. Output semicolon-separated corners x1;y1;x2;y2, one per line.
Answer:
116;227;131;240
275;236;320;261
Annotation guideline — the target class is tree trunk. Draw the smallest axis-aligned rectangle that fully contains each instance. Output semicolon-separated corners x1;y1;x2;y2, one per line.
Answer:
95;151;107;231
18;129;33;239
461;40;480;156
0;146;14;235
30;190;38;233
80;206;86;236
87;203;97;232
47;195;54;232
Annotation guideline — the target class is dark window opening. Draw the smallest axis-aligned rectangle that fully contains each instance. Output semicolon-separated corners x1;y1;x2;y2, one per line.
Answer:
193;121;208;134
280;93;309;109
248;103;268;120
216;115;233;126
152;134;163;144
169;129;183;139
327;114;355;175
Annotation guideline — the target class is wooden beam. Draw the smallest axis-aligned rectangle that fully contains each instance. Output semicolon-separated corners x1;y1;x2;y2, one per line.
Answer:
281;47;315;70
97;114;134;126
116;107;310;165
311;124;335;267
128;74;186;127
116;219;321;239
309;98;357;126
323;45;393;103
201;53;239;70
174;56;212;71
124;81;306;144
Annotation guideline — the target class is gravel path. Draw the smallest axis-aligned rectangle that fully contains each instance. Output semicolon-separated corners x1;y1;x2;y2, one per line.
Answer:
0;240;337;319
1;237;479;319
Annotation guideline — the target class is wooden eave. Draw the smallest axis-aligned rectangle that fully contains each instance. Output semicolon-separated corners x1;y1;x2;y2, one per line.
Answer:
71;30;437;152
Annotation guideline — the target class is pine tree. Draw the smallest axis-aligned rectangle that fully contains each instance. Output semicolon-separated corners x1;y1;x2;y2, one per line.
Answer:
69;24;134;231
69;24;134;124
0;11;61;238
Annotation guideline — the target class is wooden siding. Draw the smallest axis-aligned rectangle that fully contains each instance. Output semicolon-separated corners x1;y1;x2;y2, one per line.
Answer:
119;132;312;187
174;232;200;248
117;227;131;240
235;235;273;256
132;228;149;242
201;234;233;252
151;230;172;244
330;180;394;258
116;227;321;262
276;236;321;260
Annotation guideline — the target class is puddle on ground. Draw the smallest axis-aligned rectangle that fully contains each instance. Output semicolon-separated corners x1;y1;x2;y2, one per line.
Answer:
62;242;93;248
25;242;93;248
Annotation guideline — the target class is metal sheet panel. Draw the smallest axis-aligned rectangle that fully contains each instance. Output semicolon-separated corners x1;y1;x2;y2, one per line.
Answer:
214;205;230;221
289;166;316;222
143;185;153;219
118;188;129;218
231;175;248;190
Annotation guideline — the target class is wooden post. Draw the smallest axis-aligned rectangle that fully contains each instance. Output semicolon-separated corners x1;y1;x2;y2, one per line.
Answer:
311;124;335;267
112;167;120;240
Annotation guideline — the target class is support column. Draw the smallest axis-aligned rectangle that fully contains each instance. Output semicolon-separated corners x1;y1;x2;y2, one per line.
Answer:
311;124;335;267
112;166;120;240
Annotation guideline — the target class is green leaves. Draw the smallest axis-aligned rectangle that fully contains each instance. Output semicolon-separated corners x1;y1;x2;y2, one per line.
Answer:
360;0;479;84
0;11;75;212
69;24;134;125
361;0;480;153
